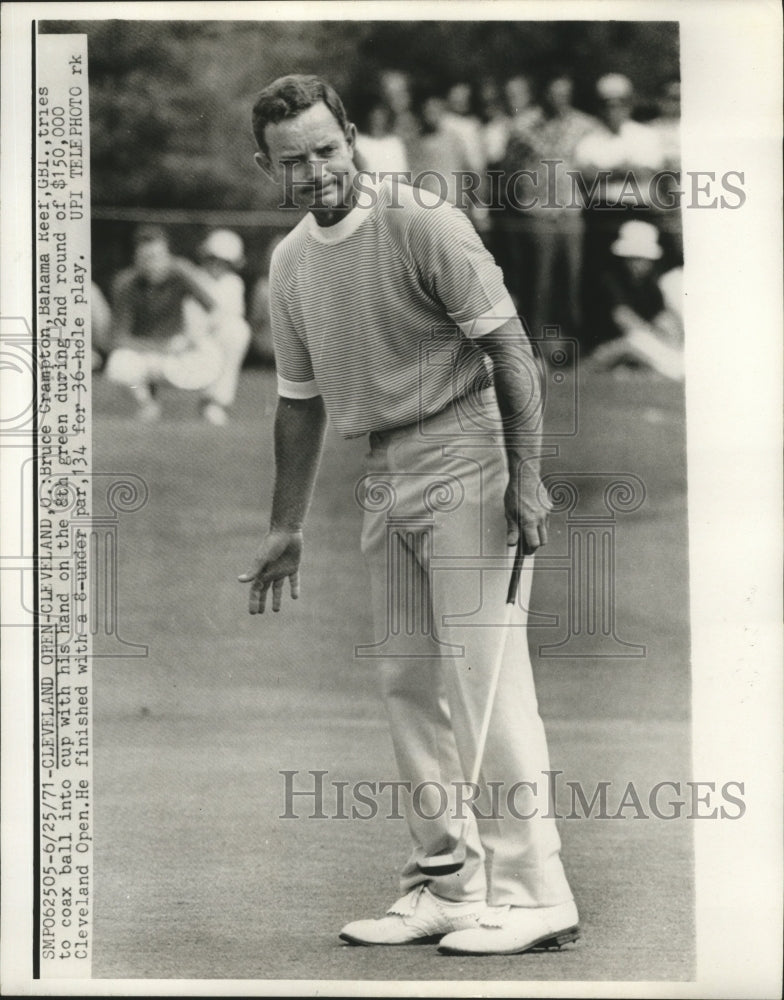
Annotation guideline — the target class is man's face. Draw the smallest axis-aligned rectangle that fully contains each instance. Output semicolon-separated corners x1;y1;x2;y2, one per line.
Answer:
367;104;391;138
505;76;531;114
260;102;357;214
624;256;654;280
135;239;172;283
420;96;445;131
660;82;681;119
380;71;410;114
447;83;471;116
600;96;631;132
545;78;573;114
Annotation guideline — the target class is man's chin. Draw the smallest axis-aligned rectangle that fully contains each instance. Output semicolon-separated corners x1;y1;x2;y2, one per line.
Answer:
307;189;345;212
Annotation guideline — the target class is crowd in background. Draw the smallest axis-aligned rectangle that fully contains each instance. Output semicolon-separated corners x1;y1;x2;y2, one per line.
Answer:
352;68;683;363
96;67;685;422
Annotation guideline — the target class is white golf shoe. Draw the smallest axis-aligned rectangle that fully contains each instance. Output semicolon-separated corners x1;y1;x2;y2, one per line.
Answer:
438;899;580;955
339;885;485;946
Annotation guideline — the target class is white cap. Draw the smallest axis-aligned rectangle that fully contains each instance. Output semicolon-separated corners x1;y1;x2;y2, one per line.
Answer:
201;229;245;267
611;221;662;260
596;73;634;100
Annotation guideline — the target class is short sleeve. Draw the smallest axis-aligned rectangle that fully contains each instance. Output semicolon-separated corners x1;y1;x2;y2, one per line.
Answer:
407;199;516;338
269;248;320;399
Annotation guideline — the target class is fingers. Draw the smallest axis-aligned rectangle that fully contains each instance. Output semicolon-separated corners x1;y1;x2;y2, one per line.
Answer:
244;571;299;615
521;516;549;555
248;577;269;615
522;523;540;555
507;518;548;551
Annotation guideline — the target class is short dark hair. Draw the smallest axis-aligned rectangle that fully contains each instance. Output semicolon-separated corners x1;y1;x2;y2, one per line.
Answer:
252;74;350;156
133;224;169;248
543;69;573;88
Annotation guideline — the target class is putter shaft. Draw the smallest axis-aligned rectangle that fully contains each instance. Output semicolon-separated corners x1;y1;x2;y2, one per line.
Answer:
417;538;525;874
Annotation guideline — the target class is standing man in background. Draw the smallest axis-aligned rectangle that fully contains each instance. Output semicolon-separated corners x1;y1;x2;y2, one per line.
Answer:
574;73;665;352
239;74;579;956
502;73;597;340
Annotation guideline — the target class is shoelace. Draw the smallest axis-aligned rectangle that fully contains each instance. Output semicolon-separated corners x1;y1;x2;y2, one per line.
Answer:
388;884;427;917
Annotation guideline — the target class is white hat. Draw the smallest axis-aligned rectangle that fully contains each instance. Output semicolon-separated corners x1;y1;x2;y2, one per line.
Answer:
200;229;245;267
596;73;634;100
611;221;662;260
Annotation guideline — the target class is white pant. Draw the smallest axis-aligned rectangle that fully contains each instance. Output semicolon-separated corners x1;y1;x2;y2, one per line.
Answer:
104;338;222;392
204;315;251;407
358;390;573;907
106;302;250;405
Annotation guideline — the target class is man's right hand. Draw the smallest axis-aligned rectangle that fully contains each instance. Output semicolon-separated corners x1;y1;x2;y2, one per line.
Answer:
238;529;303;614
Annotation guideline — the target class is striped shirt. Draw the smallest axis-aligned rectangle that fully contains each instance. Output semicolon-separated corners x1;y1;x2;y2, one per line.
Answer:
270;178;516;437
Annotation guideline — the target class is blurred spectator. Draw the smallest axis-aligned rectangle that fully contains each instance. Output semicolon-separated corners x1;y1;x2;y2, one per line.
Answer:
196;228;253;425
588;220;683;380
442;81;491;232
443;81;486;174
502;72;599;336
649;78;681;170
476;76;514;269
658;262;683;327
494;74;542;305
574;73;665;351
477;76;512;169
105;225;221;422
378;69;418;147
355;101;409;176
91;280;112;371
648;78;683;269
248;231;287;367
575;73;664;194
504;74;540;131
407;91;472;207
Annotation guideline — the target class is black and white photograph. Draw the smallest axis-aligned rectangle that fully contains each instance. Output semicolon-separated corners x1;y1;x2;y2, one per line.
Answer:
0;1;781;996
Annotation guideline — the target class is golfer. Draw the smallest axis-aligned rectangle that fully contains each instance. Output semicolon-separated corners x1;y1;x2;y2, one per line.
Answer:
240;74;579;956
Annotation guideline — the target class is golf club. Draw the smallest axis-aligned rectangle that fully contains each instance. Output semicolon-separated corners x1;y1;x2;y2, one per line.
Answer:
417;535;526;876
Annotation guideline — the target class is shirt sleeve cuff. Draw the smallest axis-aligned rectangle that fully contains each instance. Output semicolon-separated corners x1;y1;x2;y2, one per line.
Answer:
454;292;518;338
277;375;321;399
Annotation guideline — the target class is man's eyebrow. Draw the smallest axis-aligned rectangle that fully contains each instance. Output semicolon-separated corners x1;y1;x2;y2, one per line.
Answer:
278;133;340;156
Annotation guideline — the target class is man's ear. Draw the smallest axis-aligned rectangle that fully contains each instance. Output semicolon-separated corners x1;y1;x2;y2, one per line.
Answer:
254;150;275;181
346;122;358;153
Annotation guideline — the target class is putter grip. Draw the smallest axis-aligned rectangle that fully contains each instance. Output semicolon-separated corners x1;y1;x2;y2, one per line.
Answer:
505;537;525;605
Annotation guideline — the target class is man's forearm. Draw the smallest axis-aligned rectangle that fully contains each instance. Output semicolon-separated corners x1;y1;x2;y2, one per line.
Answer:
270;395;327;531
480;316;544;482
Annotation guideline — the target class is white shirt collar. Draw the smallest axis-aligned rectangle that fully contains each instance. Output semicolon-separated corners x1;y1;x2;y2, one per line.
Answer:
304;177;381;244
